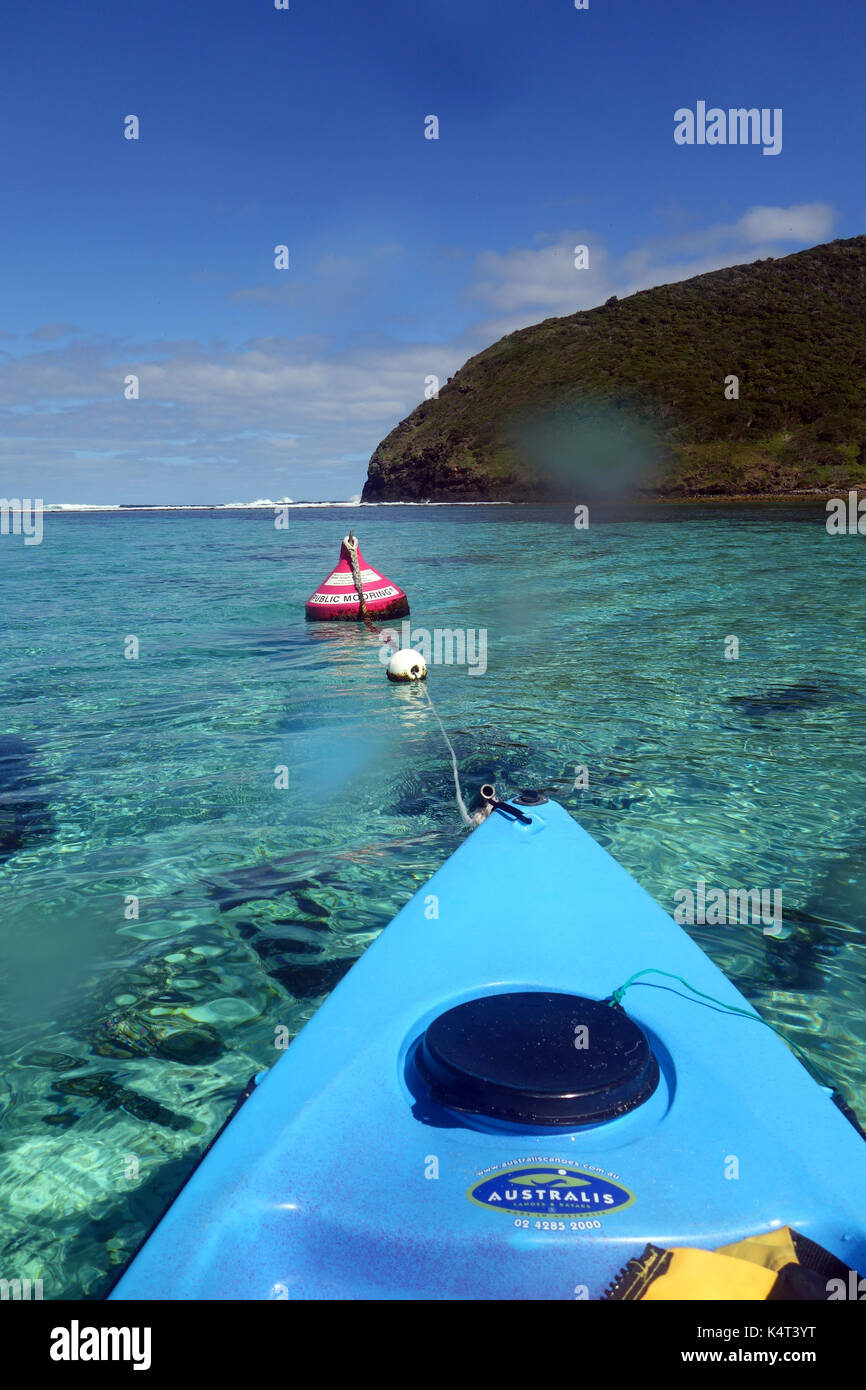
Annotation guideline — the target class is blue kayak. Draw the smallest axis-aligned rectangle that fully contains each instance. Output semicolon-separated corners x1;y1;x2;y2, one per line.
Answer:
110;796;866;1300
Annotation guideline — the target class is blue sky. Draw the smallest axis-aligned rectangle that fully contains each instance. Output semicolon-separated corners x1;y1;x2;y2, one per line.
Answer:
0;0;862;503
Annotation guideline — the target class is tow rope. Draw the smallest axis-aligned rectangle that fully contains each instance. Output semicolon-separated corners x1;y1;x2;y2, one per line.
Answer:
417;682;474;829
345;530;377;632
377;617;475;829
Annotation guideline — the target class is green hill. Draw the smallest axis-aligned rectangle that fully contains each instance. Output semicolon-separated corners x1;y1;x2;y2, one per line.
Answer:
361;236;866;501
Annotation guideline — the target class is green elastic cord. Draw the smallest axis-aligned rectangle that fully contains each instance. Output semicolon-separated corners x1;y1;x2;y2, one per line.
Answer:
609;967;838;1093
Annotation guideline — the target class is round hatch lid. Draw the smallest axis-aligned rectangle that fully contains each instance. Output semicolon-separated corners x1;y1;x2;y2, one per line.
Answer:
415;991;659;1127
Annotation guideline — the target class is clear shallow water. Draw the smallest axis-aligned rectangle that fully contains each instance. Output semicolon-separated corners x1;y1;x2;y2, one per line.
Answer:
1;501;865;1298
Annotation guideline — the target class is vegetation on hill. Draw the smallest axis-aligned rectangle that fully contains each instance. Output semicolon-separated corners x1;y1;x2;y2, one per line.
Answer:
362;236;866;500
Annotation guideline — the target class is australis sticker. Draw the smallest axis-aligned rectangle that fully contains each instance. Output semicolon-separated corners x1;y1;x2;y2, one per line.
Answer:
468;1164;634;1216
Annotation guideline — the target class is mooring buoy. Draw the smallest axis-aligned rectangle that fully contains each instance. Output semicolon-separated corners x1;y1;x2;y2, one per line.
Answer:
305;532;410;622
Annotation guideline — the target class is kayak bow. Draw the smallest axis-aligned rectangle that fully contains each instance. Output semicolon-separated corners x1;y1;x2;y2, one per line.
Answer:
110;796;866;1300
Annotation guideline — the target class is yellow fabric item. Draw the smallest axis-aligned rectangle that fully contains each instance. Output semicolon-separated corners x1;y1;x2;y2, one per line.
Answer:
641;1246;778;1300
716;1226;799;1274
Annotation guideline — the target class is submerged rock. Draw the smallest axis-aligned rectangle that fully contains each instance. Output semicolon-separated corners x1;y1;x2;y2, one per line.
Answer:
261;955;356;1000
183;999;260;1025
811;850;866;930
49;1072;197;1132
92;1014;158;1059
0;733;55;862
20;1050;84;1071
91;1009;224;1065
152;1026;224;1065
728;681;846;718
759;905;843;992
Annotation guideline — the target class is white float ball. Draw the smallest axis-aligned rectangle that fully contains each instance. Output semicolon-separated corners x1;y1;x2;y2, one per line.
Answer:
387;648;427;682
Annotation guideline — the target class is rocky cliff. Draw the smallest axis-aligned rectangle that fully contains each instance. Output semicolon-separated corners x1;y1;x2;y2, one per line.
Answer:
362;237;866;501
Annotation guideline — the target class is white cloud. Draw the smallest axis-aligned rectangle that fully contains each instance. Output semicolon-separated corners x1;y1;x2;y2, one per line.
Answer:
28;322;80;341
468;204;838;324
0;334;469;498
734;203;835;244
470;236;609;315
0;205;840;500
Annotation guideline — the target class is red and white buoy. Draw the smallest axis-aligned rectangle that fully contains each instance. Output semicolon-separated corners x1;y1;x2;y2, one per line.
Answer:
305;532;410;622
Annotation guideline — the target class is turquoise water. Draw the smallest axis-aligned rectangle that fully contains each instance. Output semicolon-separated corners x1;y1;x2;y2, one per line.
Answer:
1;502;865;1298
